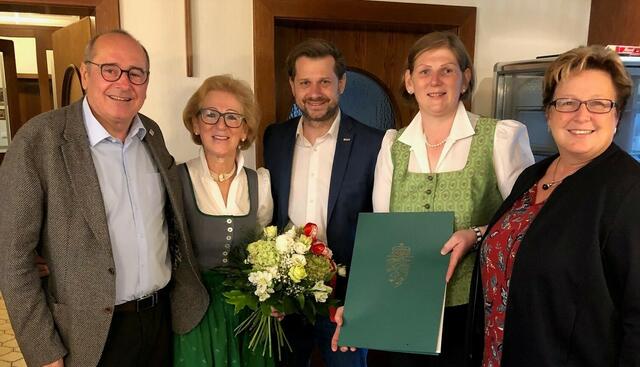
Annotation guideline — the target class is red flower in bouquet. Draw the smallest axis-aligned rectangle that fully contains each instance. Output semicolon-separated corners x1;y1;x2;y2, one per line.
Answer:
223;222;339;359
311;240;333;259
310;241;326;255
303;222;318;240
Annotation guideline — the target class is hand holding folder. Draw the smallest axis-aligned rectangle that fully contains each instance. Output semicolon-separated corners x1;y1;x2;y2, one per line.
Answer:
337;212;454;355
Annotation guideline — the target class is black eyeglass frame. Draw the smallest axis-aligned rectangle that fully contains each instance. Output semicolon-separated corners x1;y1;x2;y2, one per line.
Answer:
197;108;246;128
549;98;618;114
84;60;149;85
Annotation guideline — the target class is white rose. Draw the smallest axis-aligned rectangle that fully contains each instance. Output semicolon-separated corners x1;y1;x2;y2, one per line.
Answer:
313;290;329;303
275;235;294;253
293;241;310;254
291;254;307;267
311;281;332;303
285;226;297;237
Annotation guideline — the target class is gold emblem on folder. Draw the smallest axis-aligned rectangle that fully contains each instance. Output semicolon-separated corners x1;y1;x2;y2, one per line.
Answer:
386;243;412;287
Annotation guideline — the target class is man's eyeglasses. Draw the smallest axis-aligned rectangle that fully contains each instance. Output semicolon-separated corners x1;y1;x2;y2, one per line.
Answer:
85;61;149;85
198;108;245;128
550;98;617;114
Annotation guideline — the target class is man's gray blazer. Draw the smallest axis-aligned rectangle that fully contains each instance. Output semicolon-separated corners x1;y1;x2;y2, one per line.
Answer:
0;100;209;366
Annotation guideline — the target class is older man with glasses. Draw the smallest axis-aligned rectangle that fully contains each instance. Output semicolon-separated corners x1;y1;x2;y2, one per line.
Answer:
0;29;208;367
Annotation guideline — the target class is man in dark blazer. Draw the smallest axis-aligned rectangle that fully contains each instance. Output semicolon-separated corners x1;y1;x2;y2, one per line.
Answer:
263;39;384;367
0;30;208;367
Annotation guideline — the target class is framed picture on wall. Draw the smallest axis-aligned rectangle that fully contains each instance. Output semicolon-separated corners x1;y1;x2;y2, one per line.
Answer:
0;108;6;120
0;88;4;103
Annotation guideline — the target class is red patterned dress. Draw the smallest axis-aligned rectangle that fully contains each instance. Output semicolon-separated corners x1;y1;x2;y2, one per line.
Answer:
480;184;545;367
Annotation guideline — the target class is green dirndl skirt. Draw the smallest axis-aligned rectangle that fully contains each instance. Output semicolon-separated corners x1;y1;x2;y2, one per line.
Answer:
174;270;275;367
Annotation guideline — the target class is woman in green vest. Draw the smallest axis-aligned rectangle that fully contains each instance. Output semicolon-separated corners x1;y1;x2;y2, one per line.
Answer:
373;31;534;366
332;31;534;366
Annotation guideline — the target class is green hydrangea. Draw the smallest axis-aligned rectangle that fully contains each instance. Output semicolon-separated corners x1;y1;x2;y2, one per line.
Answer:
247;240;279;270
305;254;333;283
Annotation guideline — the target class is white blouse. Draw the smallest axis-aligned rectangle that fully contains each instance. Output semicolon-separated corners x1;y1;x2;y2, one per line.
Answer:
185;148;273;228
373;102;534;212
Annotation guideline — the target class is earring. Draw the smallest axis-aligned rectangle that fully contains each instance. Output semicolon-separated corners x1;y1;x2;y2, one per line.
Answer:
195;132;199;135
614;127;618;134
407;89;414;95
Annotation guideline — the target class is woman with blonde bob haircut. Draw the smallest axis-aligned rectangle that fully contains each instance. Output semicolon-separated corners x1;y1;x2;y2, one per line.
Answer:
182;74;260;150
174;74;275;367
465;45;640;366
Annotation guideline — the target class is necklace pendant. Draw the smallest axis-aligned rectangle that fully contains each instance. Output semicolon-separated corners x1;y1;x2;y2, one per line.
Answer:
542;183;551;190
210;163;236;183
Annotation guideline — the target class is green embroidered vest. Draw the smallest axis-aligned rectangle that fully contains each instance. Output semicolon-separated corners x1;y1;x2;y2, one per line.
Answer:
389;118;503;307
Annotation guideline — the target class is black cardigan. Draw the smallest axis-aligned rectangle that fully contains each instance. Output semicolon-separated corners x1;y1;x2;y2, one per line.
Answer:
468;144;640;367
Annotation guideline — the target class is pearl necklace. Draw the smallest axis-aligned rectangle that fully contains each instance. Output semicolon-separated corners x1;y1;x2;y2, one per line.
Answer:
209;163;236;183
425;135;448;149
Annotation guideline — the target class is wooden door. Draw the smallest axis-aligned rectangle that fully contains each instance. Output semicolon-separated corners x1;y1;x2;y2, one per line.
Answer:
52;16;95;107
253;0;476;167
274;22;459;130
588;0;640;45
0;39;21;164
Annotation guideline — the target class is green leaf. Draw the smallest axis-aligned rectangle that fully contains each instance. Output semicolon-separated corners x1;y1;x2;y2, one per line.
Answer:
282;297;298;315
260;301;272;317
296;294;305;309
223;290;258;313
302;297;317;324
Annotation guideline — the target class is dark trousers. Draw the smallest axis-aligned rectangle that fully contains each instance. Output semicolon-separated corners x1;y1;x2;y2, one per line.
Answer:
379;304;469;367
278;314;368;367
98;293;172;367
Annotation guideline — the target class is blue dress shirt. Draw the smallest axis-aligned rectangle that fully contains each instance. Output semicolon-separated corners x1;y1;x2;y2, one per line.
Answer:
82;98;171;304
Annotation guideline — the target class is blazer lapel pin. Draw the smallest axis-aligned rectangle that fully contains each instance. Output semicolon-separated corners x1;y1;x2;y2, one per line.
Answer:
149;129;155;136
342;137;351;142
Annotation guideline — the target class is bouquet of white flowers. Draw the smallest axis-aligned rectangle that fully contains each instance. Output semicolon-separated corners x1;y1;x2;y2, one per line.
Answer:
223;223;339;359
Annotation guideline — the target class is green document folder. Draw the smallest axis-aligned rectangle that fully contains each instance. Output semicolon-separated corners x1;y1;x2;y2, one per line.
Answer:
340;212;454;355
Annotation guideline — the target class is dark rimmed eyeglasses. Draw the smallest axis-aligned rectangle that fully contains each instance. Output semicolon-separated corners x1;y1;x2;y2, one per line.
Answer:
85;61;149;85
550;98;617;114
198;108;245;128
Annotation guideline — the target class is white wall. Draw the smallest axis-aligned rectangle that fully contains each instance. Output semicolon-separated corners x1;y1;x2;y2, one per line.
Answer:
0;36;38;74
120;0;591;166
120;0;255;166
375;0;591;116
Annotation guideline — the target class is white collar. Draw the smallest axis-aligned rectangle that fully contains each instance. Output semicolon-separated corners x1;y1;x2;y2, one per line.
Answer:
82;97;145;146
397;102;477;171
295;109;342;140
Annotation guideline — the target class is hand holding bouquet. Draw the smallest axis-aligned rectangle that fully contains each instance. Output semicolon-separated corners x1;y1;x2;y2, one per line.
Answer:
223;223;339;359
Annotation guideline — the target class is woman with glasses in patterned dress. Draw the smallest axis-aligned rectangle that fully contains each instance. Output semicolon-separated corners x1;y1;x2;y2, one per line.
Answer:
173;75;275;367
465;45;640;366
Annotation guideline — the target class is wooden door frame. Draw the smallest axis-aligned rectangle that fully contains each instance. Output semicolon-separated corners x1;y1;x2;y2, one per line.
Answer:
0;0;118;127
0;39;21;164
0;25;60;112
253;0;476;166
0;0;119;34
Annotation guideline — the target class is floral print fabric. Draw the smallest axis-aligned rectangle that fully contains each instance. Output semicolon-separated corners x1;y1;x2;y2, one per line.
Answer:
480;184;544;367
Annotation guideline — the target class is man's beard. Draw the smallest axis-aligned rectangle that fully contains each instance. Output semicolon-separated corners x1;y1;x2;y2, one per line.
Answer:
298;97;340;124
